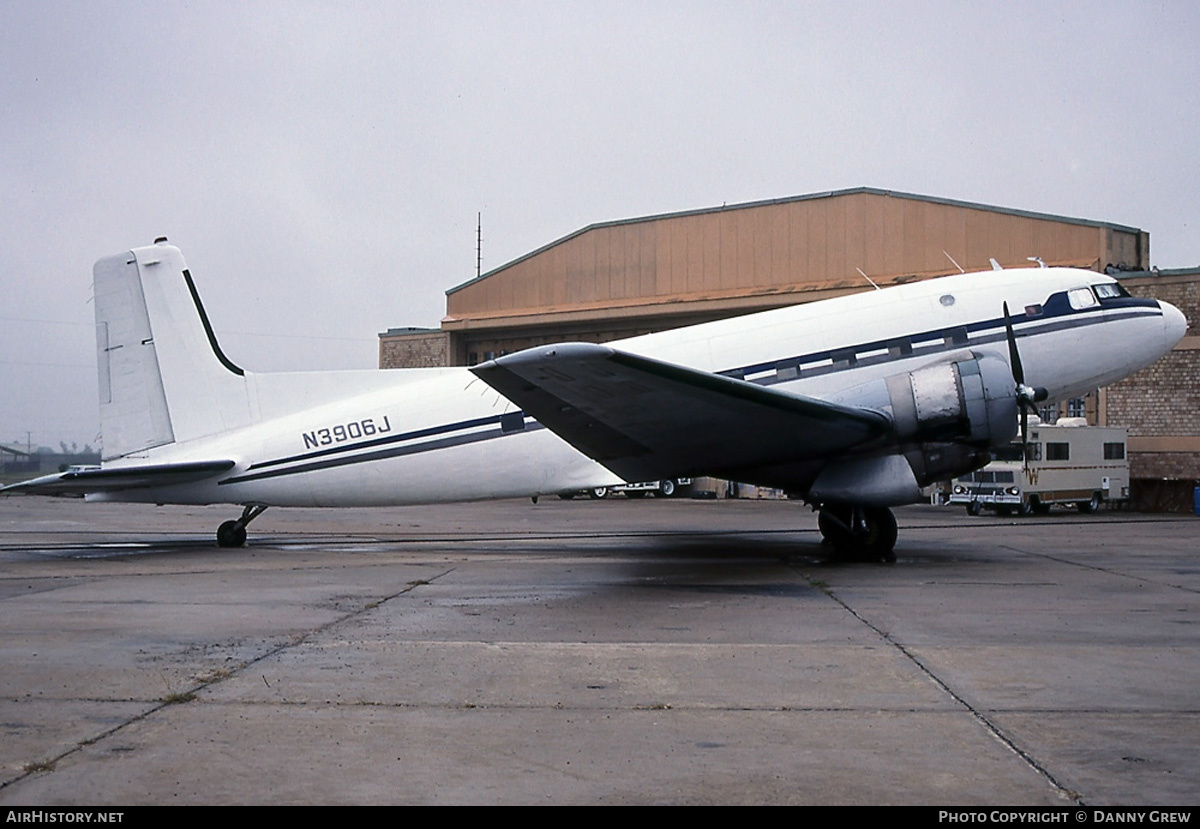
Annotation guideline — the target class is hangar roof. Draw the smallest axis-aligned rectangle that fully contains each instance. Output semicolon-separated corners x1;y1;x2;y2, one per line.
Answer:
448;187;1142;296
440;186;1148;333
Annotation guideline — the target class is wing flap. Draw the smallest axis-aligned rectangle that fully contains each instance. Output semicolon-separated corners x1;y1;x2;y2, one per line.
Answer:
471;343;891;482
1;460;236;496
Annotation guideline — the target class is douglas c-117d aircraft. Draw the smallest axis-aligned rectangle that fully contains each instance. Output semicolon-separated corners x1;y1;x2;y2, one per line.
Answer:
3;239;1186;559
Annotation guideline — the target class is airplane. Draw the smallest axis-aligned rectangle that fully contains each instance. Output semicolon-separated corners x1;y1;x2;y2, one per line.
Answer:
2;239;1186;560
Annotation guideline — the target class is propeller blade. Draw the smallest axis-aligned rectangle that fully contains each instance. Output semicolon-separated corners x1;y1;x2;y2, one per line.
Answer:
1003;301;1025;386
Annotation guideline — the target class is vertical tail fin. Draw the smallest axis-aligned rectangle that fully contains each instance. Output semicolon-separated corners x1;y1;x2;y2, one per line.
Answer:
94;240;252;460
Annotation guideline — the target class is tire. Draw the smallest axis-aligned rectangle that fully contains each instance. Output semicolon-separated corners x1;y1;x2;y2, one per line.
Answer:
216;520;247;548
818;505;897;562
1030;496;1051;515
1078;492;1101;514
966;501;982;516
658;479;677;497
588;487;609;500
1016;500;1033;516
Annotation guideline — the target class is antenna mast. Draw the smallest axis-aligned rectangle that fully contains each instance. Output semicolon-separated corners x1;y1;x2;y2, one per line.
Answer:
476;212;482;279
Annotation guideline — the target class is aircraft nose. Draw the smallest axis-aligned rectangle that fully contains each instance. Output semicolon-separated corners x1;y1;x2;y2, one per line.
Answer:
1160;300;1188;345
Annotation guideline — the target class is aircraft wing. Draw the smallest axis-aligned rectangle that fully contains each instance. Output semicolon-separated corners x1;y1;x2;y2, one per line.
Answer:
0;460;236;496
471;343;892;483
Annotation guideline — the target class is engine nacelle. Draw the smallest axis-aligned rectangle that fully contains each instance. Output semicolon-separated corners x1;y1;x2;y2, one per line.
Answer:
811;355;1018;503
830;353;1017;449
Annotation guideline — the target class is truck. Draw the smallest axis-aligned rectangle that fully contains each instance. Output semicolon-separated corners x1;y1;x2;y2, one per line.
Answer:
558;478;693;500
948;419;1129;516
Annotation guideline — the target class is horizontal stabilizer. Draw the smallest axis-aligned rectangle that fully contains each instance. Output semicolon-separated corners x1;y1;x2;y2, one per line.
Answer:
1;460;236;496
471;343;891;482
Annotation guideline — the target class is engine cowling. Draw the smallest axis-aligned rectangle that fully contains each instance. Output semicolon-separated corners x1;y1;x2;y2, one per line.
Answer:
887;354;1017;448
830;353;1017;449
811;355;1018;504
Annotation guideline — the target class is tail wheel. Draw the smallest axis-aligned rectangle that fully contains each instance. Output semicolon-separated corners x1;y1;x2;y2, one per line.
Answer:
217;520;247;548
215;504;266;548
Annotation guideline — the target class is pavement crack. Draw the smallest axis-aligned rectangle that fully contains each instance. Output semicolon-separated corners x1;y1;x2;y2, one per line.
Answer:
0;567;455;793
798;570;1083;805
999;545;1200;595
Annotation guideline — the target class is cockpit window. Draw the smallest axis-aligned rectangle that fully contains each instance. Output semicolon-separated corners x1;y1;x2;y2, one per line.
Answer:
1093;283;1131;300
1068;287;1099;310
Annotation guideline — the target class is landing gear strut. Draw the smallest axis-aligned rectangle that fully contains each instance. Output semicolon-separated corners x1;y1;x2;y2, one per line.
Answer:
216;504;268;548
817;504;897;563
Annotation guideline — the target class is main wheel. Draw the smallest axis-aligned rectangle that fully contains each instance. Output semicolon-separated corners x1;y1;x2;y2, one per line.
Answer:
588;487;609;500
216;520;247;548
860;506;898;562
818;505;897;563
818;505;854;549
658;479;677;498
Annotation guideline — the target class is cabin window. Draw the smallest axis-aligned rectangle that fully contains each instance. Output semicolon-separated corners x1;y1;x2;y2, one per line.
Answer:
1068;288;1099;310
1094;283;1131;300
1046;442;1070;461
1024;304;1043;317
500;412;526;433
1104;442;1126;460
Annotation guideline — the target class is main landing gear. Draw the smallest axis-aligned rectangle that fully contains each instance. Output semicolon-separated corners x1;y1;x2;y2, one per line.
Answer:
817;504;897;563
216;504;268;548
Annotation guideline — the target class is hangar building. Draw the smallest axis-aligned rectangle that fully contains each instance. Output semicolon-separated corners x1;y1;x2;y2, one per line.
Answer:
379;187;1197;508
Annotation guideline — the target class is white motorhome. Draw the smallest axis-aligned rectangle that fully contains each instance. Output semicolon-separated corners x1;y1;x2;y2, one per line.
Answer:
949;419;1129;515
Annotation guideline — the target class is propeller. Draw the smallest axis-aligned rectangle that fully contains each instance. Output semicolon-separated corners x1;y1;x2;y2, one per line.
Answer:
1003;302;1049;467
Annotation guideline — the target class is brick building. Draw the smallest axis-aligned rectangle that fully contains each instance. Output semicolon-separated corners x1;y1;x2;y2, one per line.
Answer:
1102;268;1200;509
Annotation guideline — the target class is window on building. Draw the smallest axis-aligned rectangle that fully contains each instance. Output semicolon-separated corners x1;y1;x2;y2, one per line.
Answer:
1066;398;1087;418
1104;442;1126;460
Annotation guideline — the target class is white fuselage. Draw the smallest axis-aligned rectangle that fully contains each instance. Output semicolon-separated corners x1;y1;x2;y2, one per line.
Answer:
94;267;1185;508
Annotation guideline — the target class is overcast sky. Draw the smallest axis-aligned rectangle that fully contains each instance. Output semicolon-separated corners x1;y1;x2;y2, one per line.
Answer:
2;0;1198;451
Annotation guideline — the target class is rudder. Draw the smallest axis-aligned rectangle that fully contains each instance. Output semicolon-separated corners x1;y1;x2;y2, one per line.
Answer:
94;240;252;460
